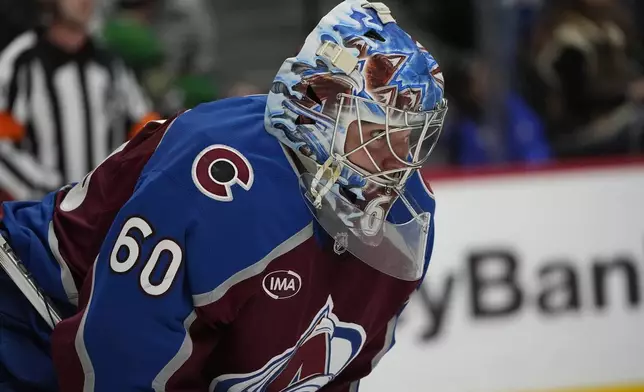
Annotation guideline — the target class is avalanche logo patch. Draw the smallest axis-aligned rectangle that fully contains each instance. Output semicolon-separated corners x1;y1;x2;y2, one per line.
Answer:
192;144;254;202
210;296;366;392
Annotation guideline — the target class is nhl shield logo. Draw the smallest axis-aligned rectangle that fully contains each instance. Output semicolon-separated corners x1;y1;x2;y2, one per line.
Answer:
333;232;348;255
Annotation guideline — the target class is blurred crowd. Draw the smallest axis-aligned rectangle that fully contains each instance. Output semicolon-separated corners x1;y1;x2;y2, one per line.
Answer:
0;0;642;205
410;0;644;166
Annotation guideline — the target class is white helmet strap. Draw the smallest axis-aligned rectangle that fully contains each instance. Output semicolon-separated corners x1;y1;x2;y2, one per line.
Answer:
362;2;396;24
315;41;359;74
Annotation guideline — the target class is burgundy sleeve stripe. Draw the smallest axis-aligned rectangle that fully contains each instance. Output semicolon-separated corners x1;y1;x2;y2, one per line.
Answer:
53;116;183;391
192;222;314;307
151;311;198;391
417;169;435;199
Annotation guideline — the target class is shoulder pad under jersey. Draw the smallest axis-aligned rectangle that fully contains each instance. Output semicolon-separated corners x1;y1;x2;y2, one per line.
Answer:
143;96;314;299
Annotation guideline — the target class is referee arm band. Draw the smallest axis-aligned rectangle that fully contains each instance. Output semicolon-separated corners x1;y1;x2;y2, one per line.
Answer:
0;112;24;141
129;111;162;140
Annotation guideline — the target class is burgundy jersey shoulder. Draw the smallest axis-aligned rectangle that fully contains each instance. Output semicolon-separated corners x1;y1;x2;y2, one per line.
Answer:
52;116;180;292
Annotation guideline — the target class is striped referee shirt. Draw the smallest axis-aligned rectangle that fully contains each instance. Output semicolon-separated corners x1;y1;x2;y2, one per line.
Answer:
0;29;157;200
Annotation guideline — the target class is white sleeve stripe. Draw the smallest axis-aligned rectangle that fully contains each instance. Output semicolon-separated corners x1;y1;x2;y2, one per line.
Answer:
344;314;398;392
10;66;30;123
48;221;79;306
192;222;314;307
75;257;99;392
153;117;176;155
370;314;398;370
151;311;198;391
0;31;36;70
118;65;150;120
0;31;36;111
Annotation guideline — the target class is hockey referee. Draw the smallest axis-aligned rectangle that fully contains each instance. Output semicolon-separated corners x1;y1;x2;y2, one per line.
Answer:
0;0;159;201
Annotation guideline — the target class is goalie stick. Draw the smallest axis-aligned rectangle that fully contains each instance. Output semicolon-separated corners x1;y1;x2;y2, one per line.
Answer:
0;234;62;329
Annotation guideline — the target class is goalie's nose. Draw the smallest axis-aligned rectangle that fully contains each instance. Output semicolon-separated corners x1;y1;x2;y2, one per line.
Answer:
381;156;407;171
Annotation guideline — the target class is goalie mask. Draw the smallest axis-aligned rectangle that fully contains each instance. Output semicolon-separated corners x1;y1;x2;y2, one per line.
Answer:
265;0;447;281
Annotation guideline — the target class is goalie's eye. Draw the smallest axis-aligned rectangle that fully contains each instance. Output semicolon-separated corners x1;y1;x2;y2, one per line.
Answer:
368;129;387;147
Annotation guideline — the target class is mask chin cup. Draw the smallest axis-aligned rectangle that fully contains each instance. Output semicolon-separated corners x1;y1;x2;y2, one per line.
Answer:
299;172;430;281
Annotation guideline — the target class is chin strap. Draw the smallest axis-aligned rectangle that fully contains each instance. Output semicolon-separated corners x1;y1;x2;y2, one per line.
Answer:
286;147;343;210
310;156;342;209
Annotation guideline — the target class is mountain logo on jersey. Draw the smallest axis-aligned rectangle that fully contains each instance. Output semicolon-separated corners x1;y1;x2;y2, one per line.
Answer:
210;296;366;392
262;270;302;300
192;144;254;202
